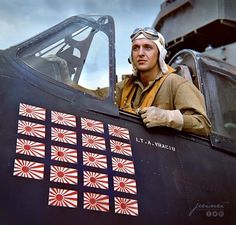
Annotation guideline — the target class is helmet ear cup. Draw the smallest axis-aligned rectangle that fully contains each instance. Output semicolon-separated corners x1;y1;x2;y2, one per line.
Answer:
128;57;131;64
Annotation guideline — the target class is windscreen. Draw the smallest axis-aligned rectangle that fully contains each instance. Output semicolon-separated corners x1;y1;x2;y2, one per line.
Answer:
18;16;110;99
205;70;236;140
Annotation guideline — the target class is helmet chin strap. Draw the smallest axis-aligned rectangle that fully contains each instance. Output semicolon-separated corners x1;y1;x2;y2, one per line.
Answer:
154;39;168;74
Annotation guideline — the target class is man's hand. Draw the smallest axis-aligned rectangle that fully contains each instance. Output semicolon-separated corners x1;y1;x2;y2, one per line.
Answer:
138;106;183;130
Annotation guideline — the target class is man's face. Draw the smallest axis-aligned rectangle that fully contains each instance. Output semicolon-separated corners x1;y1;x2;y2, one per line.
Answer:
132;38;159;73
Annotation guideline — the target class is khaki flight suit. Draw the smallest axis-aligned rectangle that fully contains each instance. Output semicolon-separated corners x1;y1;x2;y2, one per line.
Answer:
116;72;212;137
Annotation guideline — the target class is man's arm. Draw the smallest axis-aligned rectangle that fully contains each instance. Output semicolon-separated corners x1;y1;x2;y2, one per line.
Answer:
139;75;212;137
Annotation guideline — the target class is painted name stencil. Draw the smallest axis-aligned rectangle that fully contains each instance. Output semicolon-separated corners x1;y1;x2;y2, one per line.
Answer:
135;137;176;152
13;103;138;216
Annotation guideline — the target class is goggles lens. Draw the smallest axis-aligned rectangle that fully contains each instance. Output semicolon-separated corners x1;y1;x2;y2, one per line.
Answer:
130;27;159;41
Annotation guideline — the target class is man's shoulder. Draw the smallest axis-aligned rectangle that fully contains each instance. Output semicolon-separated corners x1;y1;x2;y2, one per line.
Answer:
166;72;202;94
166;72;188;83
163;72;193;91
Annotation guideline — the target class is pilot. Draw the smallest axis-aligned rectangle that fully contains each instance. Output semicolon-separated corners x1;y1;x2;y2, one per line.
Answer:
116;27;212;137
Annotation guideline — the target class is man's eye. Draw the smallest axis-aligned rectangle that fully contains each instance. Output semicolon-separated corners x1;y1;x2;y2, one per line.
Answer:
145;46;152;50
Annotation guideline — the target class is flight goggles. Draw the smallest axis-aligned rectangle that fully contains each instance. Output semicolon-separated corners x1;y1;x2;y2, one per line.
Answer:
130;27;159;41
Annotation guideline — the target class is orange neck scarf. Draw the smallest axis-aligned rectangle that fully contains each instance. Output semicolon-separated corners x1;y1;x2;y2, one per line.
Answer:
120;66;175;114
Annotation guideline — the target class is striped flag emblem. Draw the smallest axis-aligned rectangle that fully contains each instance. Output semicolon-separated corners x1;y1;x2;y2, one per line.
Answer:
83;171;109;189
83;151;107;169
18;120;45;138
13;159;44;180
48;188;77;208
51;111;76;127
83;192;109;212
114;197;138;216
81;117;104;133
51;145;77;164
108;124;130;140
50;165;78;185
82;134;106;150
51;127;77;145
110;139;132;156
112;157;135;174
19;103;46;121
16;138;45;158
113;176;137;194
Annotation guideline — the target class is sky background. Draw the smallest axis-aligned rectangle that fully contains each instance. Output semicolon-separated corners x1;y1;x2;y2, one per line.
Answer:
0;0;163;76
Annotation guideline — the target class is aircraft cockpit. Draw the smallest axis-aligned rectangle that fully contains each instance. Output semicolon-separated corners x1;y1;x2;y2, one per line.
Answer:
17;15;114;100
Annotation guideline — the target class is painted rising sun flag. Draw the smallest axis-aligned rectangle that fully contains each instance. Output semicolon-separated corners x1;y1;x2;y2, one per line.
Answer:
110;139;132;156
51;111;76;127
51;145;77;164
18;120;45;138
83;151;107;169
16;138;45;158
13;102;139;216
112;157;135;174
108;124;130;140
51;127;77;145
50;165;78;185
48;188;78;208
83;171;109;189
114;197;138;216
83;192;109;212
113;176;137;194
13;159;44;180
19;103;46;121
81;117;104;133
82;134;106;150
